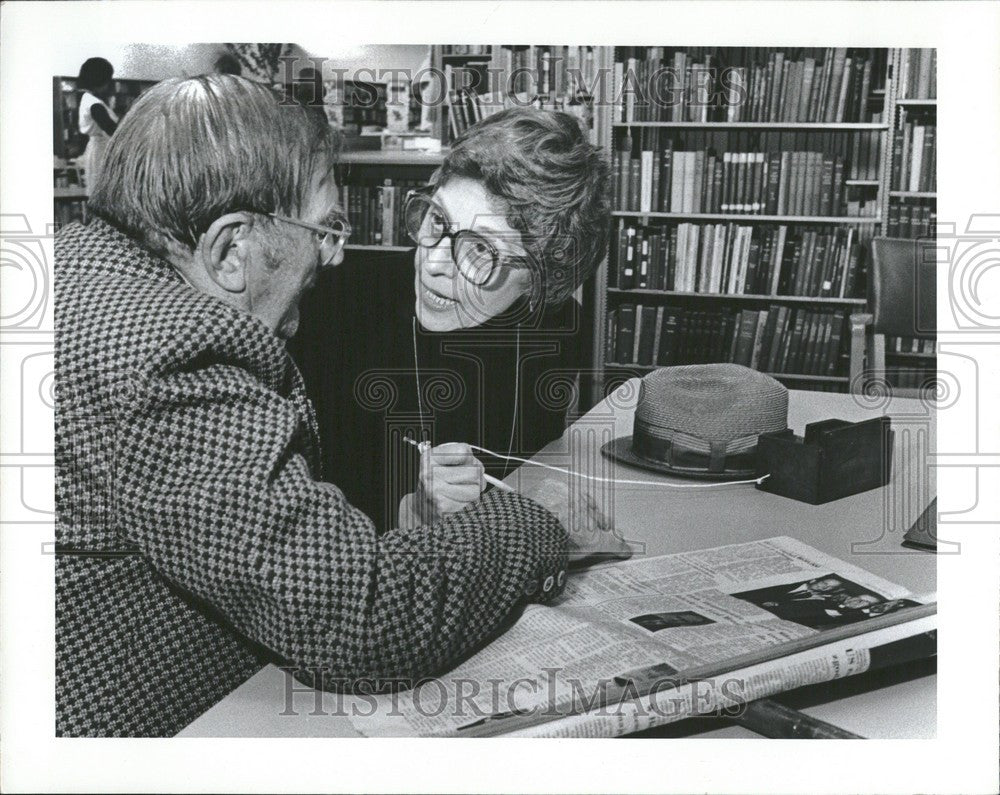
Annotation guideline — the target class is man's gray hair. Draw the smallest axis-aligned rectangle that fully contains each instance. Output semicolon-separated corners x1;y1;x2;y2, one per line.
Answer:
89;74;338;256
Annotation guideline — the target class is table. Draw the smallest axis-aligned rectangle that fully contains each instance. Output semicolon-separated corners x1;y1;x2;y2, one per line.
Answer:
180;386;936;738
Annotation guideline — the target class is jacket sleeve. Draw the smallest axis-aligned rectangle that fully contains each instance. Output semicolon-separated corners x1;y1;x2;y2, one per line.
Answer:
112;363;569;689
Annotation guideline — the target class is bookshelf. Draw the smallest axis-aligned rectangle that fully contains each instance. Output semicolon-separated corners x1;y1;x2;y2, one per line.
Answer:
432;44;603;147
337;153;442;250
589;47;937;402
340;45;609;257
878;48;937;395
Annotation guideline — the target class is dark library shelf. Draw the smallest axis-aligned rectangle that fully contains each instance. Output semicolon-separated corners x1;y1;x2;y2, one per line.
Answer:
612;122;888;131
612;211;881;224
604;362;848;383
607;288;866;305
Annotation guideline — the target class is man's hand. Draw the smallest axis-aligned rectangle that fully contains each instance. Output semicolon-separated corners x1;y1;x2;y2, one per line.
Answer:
521;478;632;568
411;442;485;525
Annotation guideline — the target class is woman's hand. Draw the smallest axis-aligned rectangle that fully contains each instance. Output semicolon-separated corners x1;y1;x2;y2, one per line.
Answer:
411;442;486;525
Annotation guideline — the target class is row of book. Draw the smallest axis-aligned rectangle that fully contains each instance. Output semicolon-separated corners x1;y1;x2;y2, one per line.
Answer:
441;45;490;56
615;47;882;124
341;179;424;247
612;142;855;216
886;366;936;391
611;221;862;299
606;302;848;376
891;116;936;192
897;49;937;100
446;85;592;140
886;336;935;356
886;200;936;240
498;45;600;99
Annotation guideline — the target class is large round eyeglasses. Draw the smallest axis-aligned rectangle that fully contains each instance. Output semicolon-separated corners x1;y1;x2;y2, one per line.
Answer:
402;189;525;286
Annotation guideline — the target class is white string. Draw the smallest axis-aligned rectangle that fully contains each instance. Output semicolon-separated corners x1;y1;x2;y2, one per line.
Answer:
404;436;769;489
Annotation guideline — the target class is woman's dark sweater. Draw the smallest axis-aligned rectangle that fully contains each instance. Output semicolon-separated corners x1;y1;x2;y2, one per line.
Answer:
290;249;587;531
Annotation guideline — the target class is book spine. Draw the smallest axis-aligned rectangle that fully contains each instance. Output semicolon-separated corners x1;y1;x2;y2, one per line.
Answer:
909;125;925;192
786;310;808;373
733;309;758;366
819;155;834;217
659;141;674;212
631;303;645;364
671;149;686;213
640;148;654;213
827;313;845;375
615;303;636;363
750;308;770;370
777;151;791;215
921;125;935;192
637;305;657;365
657;309;679;365
604;308;617;363
693;149;706;213
683;151;696;213
767;305;790;373
629;158;642;212
636;227;649;289
832;157;845;217
651;305;665;366
621;226;637;289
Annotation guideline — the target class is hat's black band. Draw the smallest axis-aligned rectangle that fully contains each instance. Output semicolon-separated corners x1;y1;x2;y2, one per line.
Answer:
632;426;757;474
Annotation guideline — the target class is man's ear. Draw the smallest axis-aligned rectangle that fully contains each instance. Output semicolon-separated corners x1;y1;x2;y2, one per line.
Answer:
196;213;254;294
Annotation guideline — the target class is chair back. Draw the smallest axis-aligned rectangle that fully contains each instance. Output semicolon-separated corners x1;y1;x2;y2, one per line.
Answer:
869;237;937;340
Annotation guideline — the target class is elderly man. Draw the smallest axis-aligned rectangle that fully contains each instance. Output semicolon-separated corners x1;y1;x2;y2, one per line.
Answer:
55;74;626;737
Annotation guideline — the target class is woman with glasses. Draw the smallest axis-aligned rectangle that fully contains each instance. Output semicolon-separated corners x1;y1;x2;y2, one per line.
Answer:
292;107;609;531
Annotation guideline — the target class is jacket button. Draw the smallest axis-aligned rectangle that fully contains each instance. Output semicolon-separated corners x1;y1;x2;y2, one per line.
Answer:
523;578;539;597
542;575;554;593
556;570;566;588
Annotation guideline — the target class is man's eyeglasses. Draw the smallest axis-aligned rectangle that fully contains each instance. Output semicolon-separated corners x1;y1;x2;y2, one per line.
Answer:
402;188;527;286
269;212;352;268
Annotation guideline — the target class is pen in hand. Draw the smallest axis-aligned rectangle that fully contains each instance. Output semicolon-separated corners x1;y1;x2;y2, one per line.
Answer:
404;437;514;493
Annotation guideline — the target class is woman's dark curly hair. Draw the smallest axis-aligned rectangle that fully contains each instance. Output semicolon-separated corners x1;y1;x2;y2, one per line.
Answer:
434;107;610;307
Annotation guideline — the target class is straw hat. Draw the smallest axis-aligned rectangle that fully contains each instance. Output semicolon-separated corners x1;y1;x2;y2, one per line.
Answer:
601;364;789;480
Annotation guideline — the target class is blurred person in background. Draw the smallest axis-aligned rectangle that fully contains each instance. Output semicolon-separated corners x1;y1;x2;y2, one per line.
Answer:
76;56;118;195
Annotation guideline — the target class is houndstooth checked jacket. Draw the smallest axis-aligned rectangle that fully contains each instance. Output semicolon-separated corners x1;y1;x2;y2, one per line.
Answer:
55;219;569;737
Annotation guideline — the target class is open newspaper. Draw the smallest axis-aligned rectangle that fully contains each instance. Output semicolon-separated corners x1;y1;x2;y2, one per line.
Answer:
346;536;935;737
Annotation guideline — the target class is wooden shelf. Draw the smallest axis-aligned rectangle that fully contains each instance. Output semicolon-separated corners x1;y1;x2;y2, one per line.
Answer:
607;288;865;305
440;52;492;63
604;362;847;382
612;211;881;224
613;122;888;131
344;244;412;253
54;187;87;200
339;150;446;166
845;179;880;187
896;98;936;106
890;191;936;199
886;350;936;360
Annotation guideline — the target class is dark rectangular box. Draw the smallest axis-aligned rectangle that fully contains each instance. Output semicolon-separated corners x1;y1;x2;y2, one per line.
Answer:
755;416;894;504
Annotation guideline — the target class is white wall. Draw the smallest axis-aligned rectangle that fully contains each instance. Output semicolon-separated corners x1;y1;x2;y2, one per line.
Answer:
52;43;229;81
52;42;431;84
292;44;430;82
